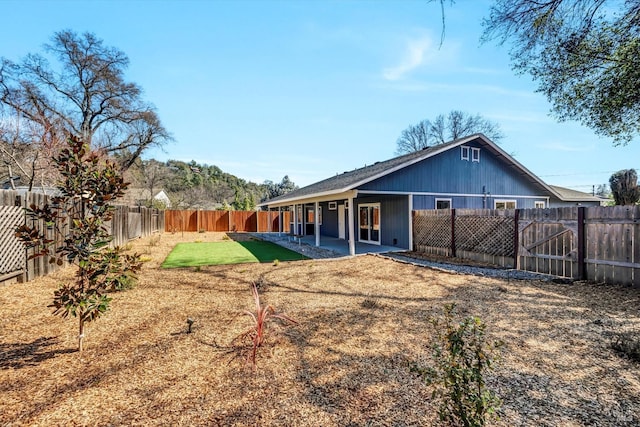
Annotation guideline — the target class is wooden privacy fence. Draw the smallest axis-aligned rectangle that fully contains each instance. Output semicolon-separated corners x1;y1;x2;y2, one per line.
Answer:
164;210;291;233
0;189;164;284
413;206;640;287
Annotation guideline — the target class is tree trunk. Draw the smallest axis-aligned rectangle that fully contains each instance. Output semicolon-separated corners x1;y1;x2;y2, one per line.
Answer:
78;317;85;352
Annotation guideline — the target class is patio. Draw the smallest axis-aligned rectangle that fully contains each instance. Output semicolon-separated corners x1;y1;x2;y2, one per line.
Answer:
253;233;405;258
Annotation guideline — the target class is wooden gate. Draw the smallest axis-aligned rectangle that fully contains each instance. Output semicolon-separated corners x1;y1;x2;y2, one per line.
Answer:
518;207;579;278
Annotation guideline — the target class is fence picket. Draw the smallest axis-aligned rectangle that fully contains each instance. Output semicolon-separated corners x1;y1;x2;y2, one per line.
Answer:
413;205;640;287
0;190;163;285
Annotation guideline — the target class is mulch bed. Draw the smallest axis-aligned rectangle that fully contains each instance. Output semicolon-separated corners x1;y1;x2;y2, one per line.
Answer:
1;232;639;426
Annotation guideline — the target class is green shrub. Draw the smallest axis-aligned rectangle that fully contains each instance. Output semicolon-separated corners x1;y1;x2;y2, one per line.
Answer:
412;303;502;427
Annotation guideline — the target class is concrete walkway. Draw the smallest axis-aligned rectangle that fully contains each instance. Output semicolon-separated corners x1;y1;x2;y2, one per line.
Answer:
253;233;405;258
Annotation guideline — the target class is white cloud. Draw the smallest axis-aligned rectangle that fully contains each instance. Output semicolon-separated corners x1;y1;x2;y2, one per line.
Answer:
383;36;434;81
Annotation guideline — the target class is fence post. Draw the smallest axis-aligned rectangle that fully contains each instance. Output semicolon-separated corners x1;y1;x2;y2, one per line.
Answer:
577;206;586;280
513;209;520;269
451;208;456;258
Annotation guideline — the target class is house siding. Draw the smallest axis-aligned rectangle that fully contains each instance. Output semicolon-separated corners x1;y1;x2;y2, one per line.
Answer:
320;201;339;237
548;198;601;208
355;195;409;249
359;141;547;198
412;195;549;209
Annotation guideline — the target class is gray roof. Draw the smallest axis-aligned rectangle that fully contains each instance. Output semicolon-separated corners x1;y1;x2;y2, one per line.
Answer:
262;136;468;205
548;185;603;202
260;133;600;206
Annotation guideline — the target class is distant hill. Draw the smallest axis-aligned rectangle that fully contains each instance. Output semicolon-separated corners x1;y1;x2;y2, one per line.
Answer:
126;159;297;210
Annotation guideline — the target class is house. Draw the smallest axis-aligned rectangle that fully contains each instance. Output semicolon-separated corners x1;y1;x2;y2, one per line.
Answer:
121;188;172;208
259;134;602;256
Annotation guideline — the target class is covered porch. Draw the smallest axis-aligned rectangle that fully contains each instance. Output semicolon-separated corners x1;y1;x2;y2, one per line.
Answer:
260;189;413;256
256;233;404;257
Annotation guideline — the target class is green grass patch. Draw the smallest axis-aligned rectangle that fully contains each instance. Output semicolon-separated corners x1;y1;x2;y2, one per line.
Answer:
161;240;308;268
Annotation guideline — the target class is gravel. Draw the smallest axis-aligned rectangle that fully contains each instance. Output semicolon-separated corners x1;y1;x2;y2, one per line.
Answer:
254;233;557;281
381;253;557;281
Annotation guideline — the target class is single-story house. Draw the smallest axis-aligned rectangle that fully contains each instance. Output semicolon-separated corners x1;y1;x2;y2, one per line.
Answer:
259;134;602;255
121;188;172;208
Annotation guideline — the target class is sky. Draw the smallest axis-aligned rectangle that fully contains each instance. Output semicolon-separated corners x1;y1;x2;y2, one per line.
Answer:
2;0;639;193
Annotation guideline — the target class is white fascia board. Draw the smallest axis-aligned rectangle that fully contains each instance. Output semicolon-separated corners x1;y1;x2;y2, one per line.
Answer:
261;189;358;208
359;190;550;199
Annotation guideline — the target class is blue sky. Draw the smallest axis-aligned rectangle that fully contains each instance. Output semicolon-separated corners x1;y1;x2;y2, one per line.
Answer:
2;0;639;192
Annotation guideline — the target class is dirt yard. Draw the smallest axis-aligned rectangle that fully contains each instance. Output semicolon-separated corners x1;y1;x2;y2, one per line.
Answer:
1;232;639;426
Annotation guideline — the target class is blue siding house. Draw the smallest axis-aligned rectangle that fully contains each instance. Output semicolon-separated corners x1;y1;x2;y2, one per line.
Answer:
259;134;602;255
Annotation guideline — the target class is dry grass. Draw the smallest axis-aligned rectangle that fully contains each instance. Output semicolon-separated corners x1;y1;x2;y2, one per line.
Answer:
1;232;640;426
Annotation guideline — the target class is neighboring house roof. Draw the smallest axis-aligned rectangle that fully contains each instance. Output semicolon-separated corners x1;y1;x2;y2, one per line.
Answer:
548;185;603;203
121;188;171;207
261;133;594;207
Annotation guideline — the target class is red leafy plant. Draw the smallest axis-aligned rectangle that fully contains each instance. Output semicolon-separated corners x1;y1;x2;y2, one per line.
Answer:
233;281;298;366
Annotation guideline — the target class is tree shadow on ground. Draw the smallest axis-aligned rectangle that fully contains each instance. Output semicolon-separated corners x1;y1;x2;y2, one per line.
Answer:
0;336;75;369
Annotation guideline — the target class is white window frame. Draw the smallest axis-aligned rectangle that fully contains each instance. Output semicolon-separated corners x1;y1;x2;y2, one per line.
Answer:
534;201;545;209
305;206;321;226
461;146;470;161
494;200;517;209
435;198;452;210
328;201;337;210
471;147;480;162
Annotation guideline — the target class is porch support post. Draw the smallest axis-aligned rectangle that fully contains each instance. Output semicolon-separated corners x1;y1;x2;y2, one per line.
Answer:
293;204;297;235
278;206;282;235
408;194;413;251
348;195;355;256
302;204;306;236
315;201;320;247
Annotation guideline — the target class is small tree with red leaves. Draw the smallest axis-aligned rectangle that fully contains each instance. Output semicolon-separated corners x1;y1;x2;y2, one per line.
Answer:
15;135;141;351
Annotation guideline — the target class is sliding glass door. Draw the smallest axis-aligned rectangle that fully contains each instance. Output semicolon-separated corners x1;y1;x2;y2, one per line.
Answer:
358;203;380;244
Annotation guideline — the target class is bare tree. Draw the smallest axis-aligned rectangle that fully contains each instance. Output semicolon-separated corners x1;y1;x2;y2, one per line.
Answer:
396;111;504;154
0;107;64;189
395;120;432;154
128;158;170;207
0;30;170;171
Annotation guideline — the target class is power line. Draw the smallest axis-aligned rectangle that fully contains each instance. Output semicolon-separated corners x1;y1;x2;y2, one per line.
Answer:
538;170;627;178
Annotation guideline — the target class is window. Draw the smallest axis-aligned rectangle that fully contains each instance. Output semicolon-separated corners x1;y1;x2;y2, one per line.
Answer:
461;146;470;160
461;146;480;162
306;207;323;225
534;201;545;209
328;201;337;210
435;198;451;210
471;147;480;162
494;200;516;209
